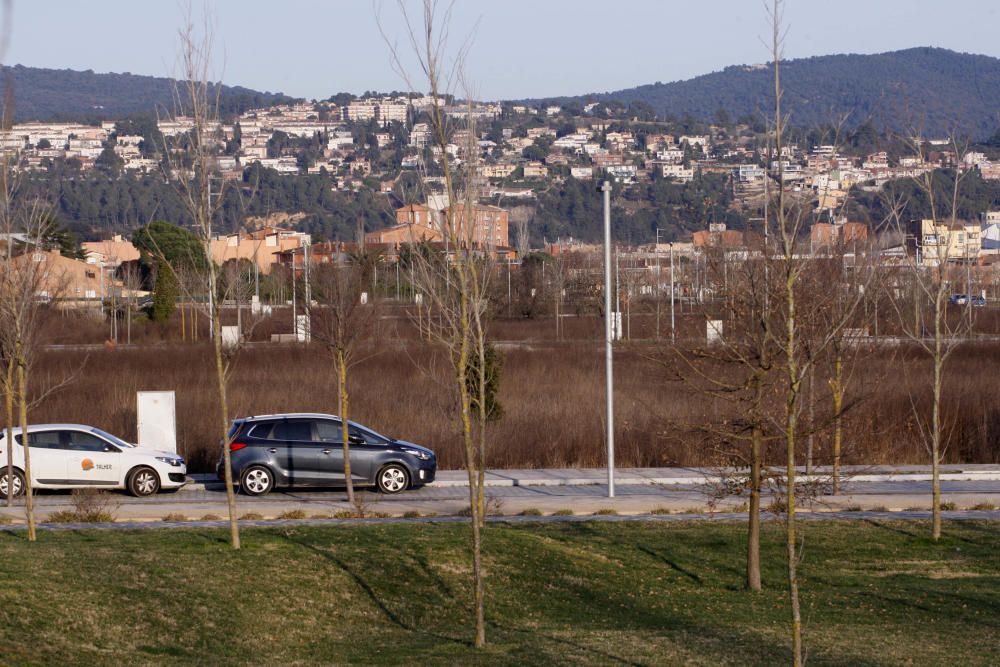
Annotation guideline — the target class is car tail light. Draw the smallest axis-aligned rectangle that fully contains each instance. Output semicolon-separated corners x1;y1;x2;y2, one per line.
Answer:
229;442;247;452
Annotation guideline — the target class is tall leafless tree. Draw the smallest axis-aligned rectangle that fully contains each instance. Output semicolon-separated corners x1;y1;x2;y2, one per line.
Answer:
308;250;380;506
886;136;972;541
161;7;242;549
379;0;496;647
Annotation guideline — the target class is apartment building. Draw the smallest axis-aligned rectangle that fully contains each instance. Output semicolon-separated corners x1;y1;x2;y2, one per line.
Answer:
444;203;509;247
909;218;981;265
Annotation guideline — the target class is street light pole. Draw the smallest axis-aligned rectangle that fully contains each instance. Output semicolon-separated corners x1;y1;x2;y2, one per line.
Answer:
601;180;615;498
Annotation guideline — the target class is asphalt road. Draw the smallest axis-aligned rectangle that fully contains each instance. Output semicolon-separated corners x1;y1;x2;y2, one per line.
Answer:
2;477;998;524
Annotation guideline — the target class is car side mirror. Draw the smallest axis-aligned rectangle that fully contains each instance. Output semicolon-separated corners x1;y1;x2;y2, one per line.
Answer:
348;435;366;446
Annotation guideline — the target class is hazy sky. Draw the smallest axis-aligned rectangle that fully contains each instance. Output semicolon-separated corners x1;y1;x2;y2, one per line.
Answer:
4;1;1000;100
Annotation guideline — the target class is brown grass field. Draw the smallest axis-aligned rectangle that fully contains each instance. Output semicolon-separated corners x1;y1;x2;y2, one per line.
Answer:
17;305;1000;472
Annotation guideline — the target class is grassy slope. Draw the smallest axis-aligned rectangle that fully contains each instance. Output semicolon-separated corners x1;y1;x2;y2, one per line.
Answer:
1;520;998;666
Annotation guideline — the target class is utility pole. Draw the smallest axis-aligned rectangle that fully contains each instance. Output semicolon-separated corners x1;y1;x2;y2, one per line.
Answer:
507;256;512;316
600;180;615;498
670;241;675;342
655;228;661;340
304;241;312;308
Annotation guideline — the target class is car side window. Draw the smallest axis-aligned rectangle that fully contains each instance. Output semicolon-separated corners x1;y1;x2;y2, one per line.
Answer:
71;432;115;452
270;420;313;442
15;431;65;449
314;420;343;443
348;425;378;444
246;423;274;439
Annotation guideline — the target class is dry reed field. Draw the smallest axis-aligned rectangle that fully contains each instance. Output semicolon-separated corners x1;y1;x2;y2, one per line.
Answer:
20;302;1000;473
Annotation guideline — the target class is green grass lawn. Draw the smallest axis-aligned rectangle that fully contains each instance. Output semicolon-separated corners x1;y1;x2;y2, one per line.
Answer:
1;519;998;666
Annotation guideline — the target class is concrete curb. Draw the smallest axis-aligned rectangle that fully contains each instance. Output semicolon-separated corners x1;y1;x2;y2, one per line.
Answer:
181;465;1000;492
3;509;1000;532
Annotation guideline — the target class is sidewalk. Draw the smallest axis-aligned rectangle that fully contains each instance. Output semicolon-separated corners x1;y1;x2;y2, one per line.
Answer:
182;463;1000;492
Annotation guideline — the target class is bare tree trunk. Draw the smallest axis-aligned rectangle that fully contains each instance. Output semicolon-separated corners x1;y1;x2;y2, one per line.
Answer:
806;364;815;474
831;350;844;495
5;360;13;507
748;416;763;592
17;348;35;541
772;3;802;661
785;270;803;667
932;318;943;541
210;266;240;550
338;349;355;506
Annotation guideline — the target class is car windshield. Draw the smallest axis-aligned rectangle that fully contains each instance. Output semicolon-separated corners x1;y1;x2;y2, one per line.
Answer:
90;427;134;448
348;421;391;444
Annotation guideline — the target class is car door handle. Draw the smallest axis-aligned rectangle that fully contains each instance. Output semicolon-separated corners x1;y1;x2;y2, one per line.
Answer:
267;448;277;454
321;449;332;455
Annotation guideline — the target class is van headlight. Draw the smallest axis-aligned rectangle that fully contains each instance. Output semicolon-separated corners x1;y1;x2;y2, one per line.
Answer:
402;448;430;460
156;456;184;467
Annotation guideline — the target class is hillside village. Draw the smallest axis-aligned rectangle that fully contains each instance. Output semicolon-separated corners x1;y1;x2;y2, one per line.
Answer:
6;93;1000;308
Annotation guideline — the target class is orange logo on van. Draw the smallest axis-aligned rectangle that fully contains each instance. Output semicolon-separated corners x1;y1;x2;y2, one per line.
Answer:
81;459;94;471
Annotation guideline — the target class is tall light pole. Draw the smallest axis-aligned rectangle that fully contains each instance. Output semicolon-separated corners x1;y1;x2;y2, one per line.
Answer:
601;180;615;498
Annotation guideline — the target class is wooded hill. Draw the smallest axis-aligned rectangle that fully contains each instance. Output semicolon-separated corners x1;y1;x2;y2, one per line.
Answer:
539;48;1000;140
1;64;300;122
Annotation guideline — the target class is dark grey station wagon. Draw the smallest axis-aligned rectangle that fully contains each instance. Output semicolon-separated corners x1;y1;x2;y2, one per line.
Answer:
216;413;436;496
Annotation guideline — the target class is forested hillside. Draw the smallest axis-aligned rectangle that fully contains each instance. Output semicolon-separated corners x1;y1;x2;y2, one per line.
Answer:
16;163;395;243
2;64;299;121
542;48;1000;140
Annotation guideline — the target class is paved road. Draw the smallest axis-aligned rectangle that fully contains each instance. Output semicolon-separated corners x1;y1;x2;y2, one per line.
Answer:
2;469;998;523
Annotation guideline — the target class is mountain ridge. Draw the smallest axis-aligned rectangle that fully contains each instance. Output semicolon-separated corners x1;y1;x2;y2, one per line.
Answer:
1;64;301;122
529;47;1000;139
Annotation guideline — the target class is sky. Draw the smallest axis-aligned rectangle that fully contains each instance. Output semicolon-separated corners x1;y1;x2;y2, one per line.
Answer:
4;1;1000;101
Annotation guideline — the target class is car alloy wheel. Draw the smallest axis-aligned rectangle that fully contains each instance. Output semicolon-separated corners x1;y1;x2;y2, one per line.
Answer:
0;469;25;499
129;467;160;497
377;464;409;494
241;466;273;496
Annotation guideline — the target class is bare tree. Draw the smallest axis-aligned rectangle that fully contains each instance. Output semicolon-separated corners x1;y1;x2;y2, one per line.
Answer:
886;137;972;541
119;262;143;345
509;205;533;260
765;3;874;661
548;251;569;341
667;231;780;593
161;8;241;549
379;0;496;647
308;249;380;505
0;196;58;541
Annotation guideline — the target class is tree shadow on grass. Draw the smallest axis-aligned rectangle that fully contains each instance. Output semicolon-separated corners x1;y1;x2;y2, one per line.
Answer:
279;532;472;648
486;620;648;667
861;518;984;546
557;520;739;584
405;539;650;665
0;527;25;540
190;530;231;546
635;544;703;585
